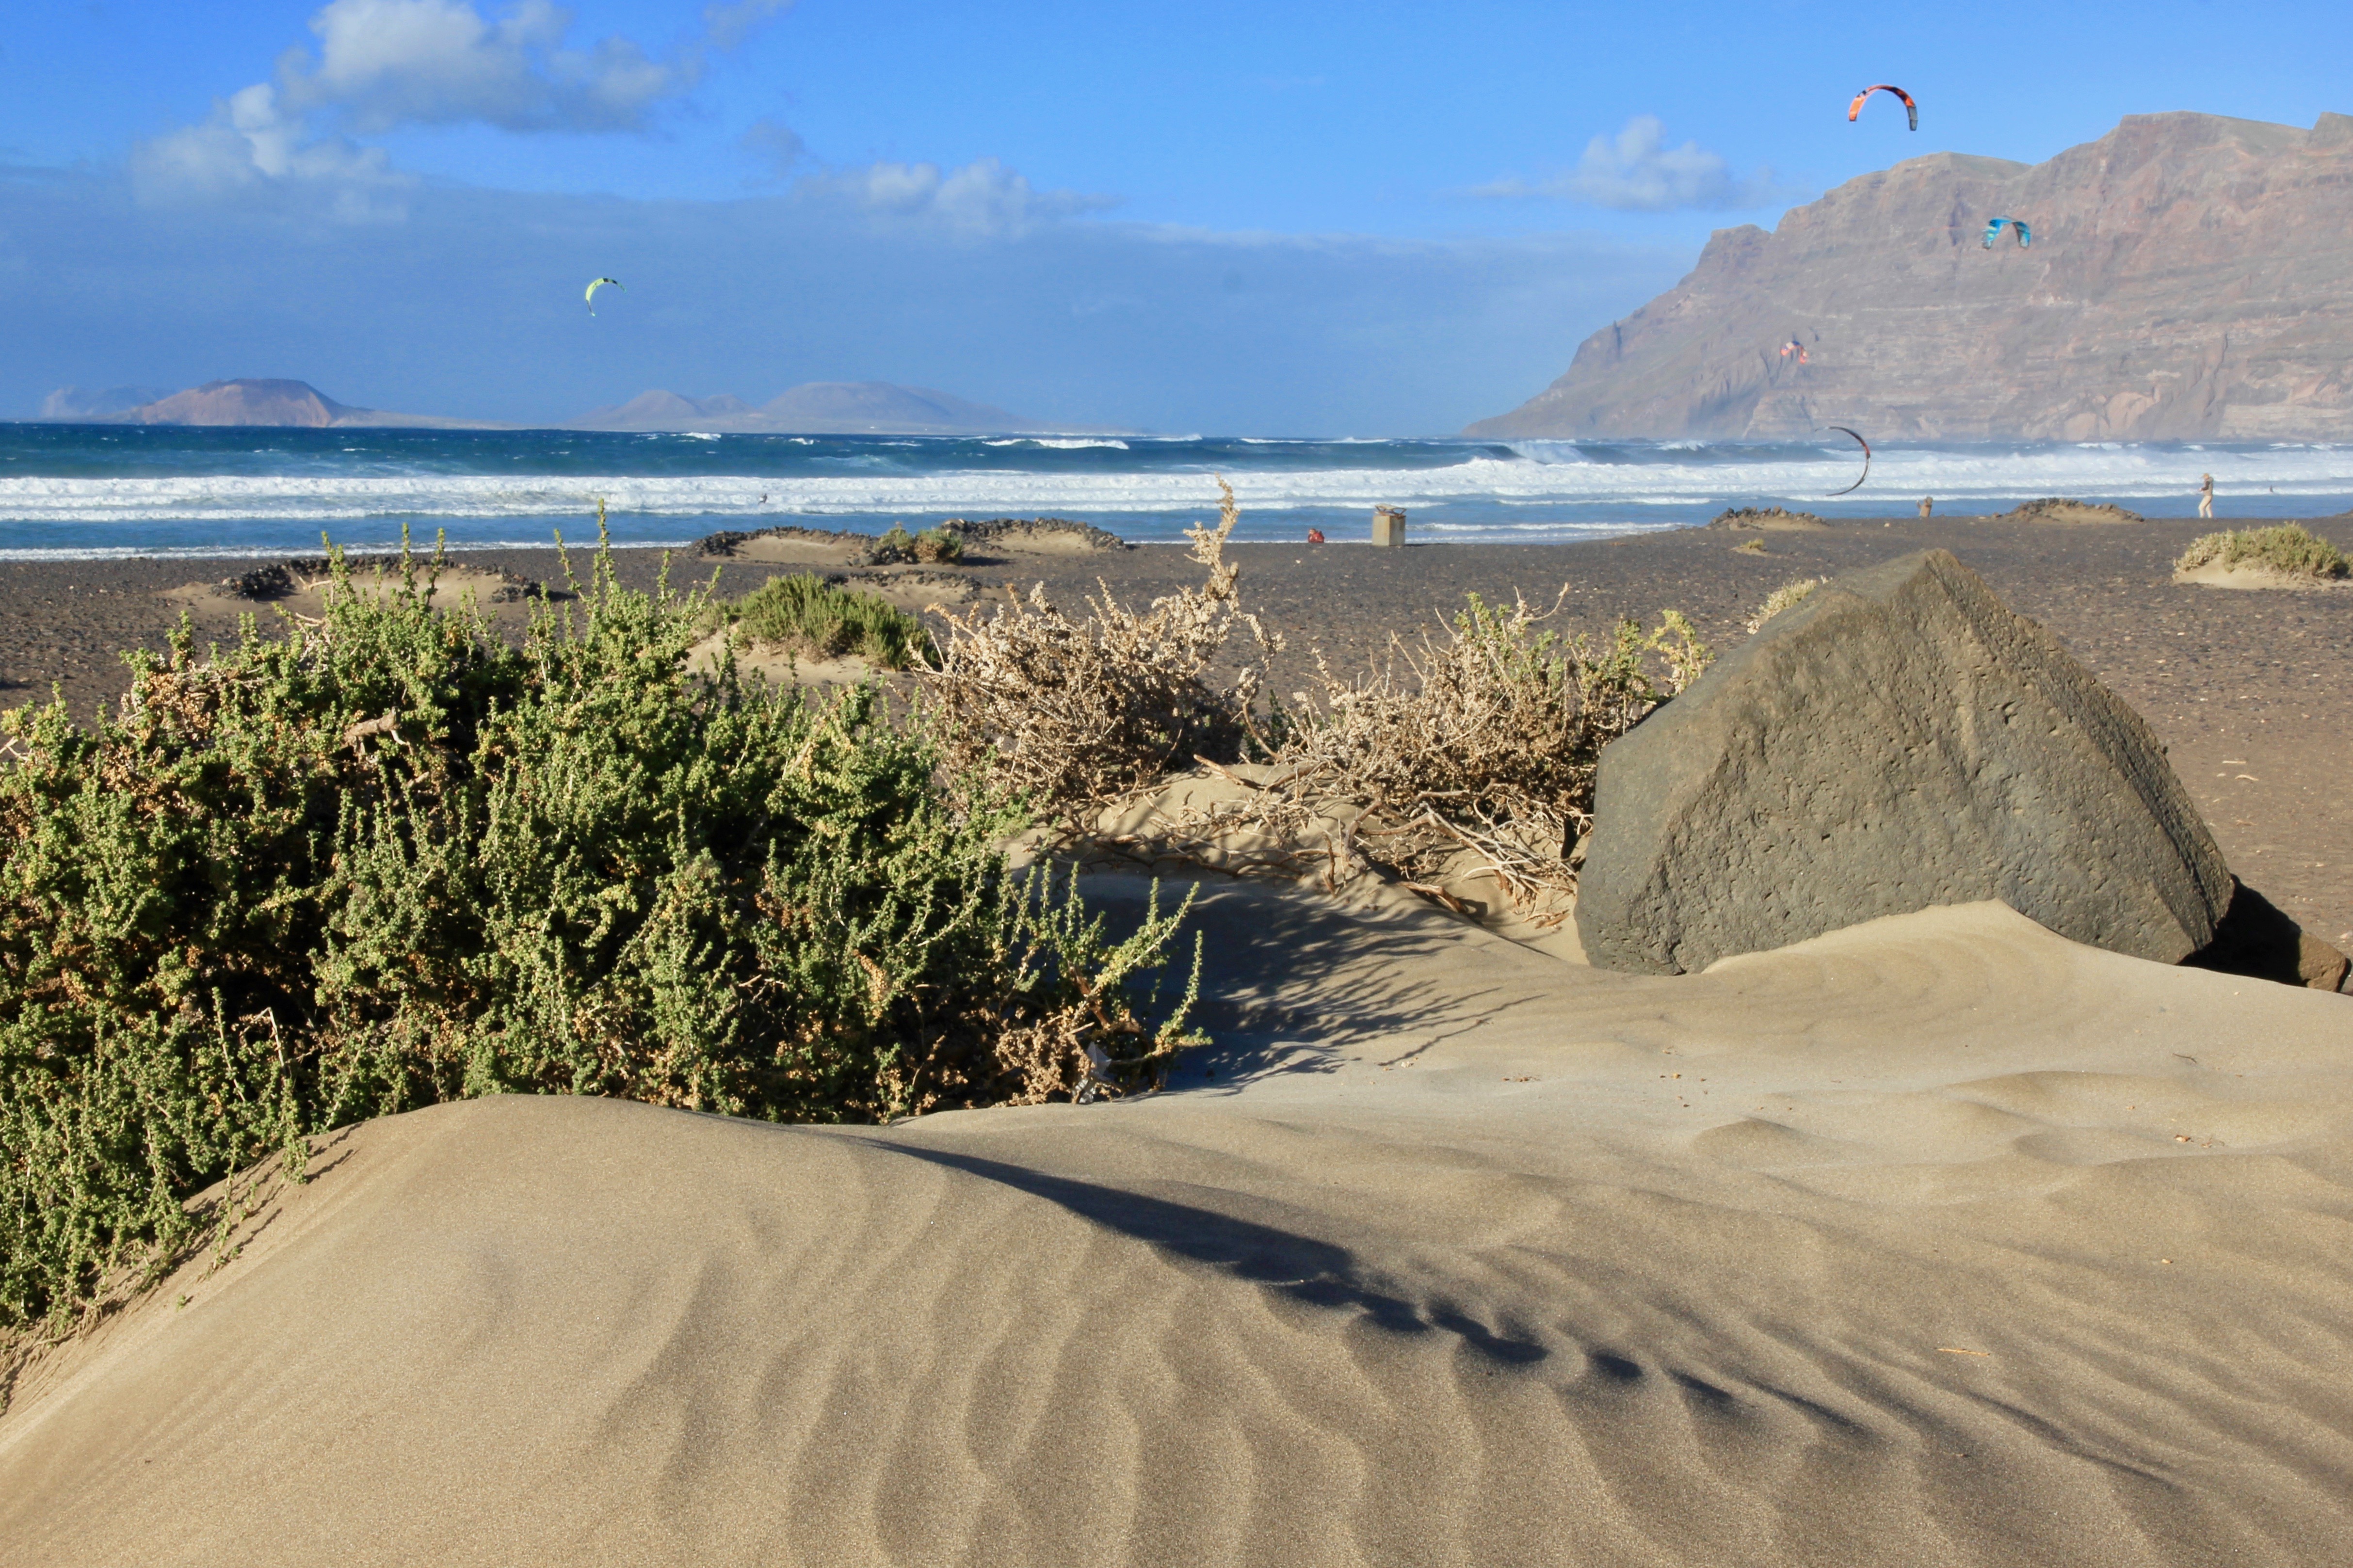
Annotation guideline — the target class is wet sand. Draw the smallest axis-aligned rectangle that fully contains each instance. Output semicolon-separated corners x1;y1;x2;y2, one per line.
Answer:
7;514;2346;944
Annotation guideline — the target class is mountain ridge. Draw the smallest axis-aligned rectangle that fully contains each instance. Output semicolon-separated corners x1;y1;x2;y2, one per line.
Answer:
65;379;500;430
37;378;1061;435
1468;111;2353;441
564;381;1054;435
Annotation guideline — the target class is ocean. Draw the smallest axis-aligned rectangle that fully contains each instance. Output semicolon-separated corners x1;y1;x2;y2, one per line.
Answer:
1;424;2348;560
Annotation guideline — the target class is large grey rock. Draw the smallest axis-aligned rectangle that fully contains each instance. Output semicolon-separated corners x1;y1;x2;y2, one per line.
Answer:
1576;550;2233;973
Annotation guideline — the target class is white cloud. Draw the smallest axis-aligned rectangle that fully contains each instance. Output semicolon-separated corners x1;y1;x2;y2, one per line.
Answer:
279;0;697;134
799;156;1116;238
132;0;792;208
1472;115;1798;212
132;83;413;220
702;0;793;51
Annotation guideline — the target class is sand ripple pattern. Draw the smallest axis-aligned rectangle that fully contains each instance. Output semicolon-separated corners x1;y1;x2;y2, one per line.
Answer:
3;896;2350;1565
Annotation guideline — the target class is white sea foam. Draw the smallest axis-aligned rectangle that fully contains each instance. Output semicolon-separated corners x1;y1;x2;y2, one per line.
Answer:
5;439;2351;560
6;443;2349;528
983;437;1131;450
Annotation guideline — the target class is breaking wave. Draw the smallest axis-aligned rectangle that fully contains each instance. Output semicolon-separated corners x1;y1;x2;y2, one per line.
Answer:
0;425;2346;558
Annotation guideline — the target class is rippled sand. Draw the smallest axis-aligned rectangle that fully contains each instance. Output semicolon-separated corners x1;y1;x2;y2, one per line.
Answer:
4;873;2348;1566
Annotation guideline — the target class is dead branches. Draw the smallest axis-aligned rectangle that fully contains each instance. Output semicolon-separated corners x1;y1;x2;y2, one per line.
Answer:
919;478;1282;824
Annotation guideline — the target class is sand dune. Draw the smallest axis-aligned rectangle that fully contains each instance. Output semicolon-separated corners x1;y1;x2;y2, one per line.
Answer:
2;877;2350;1565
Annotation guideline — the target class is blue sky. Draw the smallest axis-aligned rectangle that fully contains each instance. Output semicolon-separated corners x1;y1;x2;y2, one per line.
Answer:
3;0;2348;433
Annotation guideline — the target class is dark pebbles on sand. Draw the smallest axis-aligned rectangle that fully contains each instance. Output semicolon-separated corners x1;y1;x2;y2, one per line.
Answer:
4;514;2348;942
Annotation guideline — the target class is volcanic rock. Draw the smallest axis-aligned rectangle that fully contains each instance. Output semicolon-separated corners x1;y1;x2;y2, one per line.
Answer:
1999;498;2145;524
1576;549;2233;972
1471;112;2353;441
939;517;1131;553
1708;507;1827;531
2187;879;2353;992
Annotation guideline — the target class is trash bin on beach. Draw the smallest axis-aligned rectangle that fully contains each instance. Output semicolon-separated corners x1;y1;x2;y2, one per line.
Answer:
1372;506;1407;547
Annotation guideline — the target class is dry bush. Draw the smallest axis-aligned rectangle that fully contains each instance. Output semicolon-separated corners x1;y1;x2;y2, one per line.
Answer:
920;479;1282;824
1200;593;1710;907
921;481;1708;912
1745;577;1822;633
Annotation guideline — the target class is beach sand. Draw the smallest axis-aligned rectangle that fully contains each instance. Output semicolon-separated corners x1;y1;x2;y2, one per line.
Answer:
1;886;2348;1565
2;514;2351;1564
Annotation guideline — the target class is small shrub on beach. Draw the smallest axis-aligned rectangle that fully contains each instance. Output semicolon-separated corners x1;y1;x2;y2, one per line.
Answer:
922;479;1282;823
727;574;934;669
866;525;964;566
1745;577;1822;633
2176;524;2350;579
923;481;1709;908
0;538;1199;1335
1225;593;1710;904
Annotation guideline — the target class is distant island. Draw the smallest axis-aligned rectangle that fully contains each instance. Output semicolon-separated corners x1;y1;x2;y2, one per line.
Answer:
33;377;1067;436
39;386;169;420
1468;111;2353;441
45;379;500;431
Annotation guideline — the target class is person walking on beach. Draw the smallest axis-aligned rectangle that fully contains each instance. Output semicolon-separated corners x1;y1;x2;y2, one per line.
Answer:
2199;473;2214;519
1918;496;1933;518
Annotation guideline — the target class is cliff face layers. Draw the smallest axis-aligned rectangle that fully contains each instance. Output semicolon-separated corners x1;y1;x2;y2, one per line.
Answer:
1468;112;2353;441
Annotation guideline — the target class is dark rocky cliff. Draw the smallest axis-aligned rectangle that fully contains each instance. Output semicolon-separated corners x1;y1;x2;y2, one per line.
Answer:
1468;112;2353;441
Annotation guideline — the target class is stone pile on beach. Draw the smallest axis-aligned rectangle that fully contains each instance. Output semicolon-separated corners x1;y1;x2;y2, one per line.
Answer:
697;516;1130;564
1999;498;2146;525
1707;506;1827;531
1578;549;2235;973
212;558;545;603
937;515;1131;552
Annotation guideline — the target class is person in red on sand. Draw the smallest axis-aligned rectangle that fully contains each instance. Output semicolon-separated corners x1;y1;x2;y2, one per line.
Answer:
1306;527;1326;544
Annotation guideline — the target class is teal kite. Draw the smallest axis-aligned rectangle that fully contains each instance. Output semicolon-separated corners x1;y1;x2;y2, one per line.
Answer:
585;277;625;315
1982;217;2031;250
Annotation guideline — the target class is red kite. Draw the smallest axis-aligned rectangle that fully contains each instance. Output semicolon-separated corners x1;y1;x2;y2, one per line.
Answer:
1847;85;1918;131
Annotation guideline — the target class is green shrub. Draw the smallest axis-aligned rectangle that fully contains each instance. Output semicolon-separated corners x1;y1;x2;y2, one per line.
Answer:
2176;523;2351;579
0;539;1199;1334
729;574;934;669
914;527;963;564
